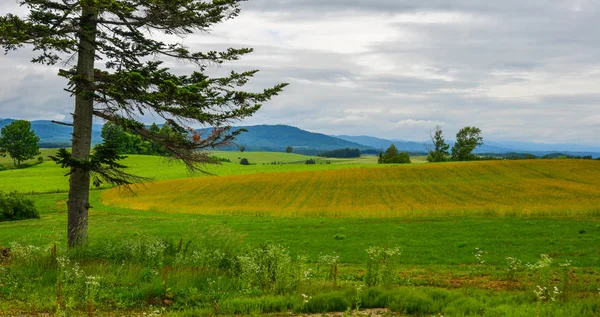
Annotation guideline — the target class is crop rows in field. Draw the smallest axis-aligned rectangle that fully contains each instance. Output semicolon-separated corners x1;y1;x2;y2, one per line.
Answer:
102;159;600;218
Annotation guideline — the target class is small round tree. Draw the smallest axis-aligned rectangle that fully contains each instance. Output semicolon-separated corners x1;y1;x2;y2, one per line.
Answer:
0;120;40;167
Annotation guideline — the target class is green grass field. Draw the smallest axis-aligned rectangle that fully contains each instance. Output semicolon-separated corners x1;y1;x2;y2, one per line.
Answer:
0;148;58;169
0;152;356;194
1;152;600;316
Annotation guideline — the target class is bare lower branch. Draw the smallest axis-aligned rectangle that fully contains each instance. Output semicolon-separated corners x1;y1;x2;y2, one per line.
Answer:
51;120;74;127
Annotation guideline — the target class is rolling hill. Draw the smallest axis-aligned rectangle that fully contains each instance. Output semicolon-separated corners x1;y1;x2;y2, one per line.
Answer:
102;159;600;218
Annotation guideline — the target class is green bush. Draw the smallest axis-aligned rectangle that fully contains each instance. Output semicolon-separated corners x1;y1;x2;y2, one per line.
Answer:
0;191;39;221
0;164;5;171
240;158;250;165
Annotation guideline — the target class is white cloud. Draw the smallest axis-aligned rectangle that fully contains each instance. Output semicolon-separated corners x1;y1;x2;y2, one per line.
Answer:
396;119;444;128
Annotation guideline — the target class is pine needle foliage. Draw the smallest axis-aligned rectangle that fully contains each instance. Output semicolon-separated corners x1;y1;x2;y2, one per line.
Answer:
1;0;287;246
2;0;287;172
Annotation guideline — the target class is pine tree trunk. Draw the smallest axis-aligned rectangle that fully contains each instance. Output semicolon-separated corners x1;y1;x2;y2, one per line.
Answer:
68;3;98;248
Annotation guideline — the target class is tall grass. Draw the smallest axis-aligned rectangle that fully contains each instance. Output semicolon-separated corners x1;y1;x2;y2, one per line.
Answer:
2;231;599;316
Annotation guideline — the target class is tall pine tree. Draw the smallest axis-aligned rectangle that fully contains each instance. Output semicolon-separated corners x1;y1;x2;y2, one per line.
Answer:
0;0;287;247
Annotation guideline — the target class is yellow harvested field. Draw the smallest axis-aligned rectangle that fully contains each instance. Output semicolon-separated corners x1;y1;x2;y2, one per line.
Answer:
102;160;600;218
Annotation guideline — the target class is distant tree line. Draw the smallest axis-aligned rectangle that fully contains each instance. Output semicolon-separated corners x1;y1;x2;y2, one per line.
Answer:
100;122;186;156
318;148;361;158
210;156;231;163
501;153;598;160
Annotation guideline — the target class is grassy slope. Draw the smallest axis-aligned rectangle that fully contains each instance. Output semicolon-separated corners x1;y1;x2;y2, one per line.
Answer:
0;148;58;169
0;152;380;193
215;151;382;164
102;159;600;217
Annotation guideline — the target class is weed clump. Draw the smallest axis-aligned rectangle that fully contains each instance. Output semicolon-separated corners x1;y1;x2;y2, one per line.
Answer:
364;246;401;287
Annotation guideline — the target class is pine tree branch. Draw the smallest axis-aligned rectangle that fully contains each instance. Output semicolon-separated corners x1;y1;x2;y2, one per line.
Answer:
51;120;73;127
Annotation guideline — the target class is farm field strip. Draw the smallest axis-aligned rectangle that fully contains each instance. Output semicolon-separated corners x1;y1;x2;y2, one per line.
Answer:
102;159;600;218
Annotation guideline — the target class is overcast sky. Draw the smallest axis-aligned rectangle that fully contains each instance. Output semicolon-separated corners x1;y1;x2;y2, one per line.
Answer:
1;0;599;145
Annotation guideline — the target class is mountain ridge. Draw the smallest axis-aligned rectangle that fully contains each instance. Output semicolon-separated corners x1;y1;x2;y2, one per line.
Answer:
335;134;600;158
197;124;371;154
0;119;598;157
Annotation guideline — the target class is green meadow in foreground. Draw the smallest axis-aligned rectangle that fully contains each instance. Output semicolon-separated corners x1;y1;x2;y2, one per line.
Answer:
1;153;600;316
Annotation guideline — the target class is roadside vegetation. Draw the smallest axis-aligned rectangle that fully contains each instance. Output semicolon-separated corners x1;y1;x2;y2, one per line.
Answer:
2;212;600;316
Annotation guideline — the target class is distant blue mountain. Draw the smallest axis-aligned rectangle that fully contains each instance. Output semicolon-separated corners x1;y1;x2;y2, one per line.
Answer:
485;140;600;153
0;118;598;157
0;119;103;147
335;135;513;154
199;125;371;153
336;135;600;158
333;135;412;151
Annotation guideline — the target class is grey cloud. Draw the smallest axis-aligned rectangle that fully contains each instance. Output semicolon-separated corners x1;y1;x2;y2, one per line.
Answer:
0;0;599;145
242;0;584;15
